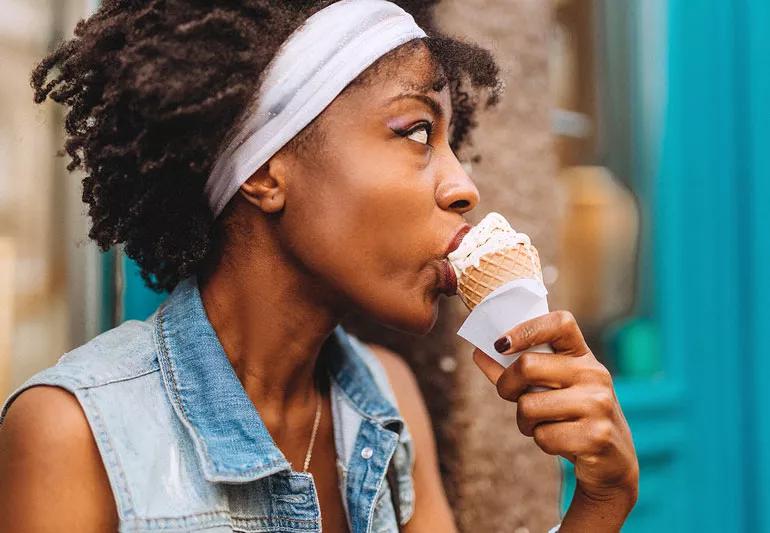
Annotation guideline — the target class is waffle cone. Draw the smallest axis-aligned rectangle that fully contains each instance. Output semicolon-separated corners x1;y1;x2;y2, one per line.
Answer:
456;243;543;310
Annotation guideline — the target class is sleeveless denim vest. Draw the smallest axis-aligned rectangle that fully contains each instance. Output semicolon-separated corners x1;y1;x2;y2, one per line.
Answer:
1;275;415;533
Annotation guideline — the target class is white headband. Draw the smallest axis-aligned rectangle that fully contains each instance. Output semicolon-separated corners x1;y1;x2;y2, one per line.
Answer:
204;0;428;217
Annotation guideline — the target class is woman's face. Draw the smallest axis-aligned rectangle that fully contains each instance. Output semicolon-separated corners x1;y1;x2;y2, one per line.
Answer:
272;43;479;334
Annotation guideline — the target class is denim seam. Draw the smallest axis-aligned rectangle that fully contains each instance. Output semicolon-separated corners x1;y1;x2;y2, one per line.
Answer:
119;510;231;525
204;461;288;482
232;515;319;524
154;305;218;473
120;511;320;524
121;514;320;532
365;431;399;533
83;366;160;389
78;388;136;518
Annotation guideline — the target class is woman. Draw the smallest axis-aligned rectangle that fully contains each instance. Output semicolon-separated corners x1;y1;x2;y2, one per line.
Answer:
0;1;638;532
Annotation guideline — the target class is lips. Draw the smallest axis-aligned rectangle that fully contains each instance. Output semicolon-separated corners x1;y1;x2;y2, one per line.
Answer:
438;259;458;296
436;224;471;296
445;224;472;258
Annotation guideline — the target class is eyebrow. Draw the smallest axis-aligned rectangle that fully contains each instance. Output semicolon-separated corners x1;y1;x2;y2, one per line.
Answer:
385;93;445;121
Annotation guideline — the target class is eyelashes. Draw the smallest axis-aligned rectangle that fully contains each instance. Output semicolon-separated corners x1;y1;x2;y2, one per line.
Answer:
395;121;435;147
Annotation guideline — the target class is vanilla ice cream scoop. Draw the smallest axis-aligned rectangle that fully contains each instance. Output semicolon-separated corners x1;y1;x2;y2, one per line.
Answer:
448;212;542;310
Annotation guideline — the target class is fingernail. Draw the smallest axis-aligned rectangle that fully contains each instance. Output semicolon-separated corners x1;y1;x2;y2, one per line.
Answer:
494;336;511;353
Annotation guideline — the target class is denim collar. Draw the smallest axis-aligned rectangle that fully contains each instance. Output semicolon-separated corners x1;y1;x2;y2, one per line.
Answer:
154;274;403;483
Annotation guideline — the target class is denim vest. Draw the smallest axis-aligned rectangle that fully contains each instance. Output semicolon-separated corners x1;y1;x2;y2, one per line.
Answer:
1;275;415;532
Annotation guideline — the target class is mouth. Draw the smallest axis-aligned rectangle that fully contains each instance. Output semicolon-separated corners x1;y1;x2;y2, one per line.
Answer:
445;224;472;258
434;224;471;296
436;258;458;296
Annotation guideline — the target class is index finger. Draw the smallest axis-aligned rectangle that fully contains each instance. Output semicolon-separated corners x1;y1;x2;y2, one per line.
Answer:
496;310;589;357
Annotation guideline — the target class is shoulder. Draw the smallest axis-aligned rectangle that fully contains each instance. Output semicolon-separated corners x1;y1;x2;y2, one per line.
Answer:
0;386;100;467
0;386;118;531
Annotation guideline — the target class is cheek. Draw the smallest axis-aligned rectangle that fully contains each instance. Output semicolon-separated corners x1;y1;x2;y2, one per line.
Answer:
299;162;433;260
281;141;440;333
283;171;440;330
338;177;436;274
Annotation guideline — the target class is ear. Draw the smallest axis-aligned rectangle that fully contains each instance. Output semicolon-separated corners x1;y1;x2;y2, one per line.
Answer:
237;155;289;214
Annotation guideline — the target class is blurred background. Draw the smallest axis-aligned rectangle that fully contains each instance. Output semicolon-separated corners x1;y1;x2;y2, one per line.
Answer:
1;0;768;531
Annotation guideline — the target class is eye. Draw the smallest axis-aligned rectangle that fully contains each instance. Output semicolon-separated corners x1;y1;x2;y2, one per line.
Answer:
397;121;434;147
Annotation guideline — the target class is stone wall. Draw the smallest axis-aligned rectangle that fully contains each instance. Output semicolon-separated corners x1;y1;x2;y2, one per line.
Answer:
344;1;565;531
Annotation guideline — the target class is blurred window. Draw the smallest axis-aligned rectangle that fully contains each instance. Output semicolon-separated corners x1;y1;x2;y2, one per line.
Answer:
0;0;100;398
550;0;665;379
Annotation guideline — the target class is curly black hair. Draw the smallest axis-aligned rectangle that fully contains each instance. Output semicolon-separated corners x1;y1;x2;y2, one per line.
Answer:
32;0;504;293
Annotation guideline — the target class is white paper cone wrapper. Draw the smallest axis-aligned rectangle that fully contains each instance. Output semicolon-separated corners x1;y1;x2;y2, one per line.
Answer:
457;278;552;373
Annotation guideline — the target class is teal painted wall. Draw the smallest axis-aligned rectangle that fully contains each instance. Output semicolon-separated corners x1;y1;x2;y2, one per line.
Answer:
657;0;768;529
662;1;746;529
744;0;770;529
121;254;166;322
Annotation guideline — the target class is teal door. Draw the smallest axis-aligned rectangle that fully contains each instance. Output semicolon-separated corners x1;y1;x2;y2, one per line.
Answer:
559;0;770;531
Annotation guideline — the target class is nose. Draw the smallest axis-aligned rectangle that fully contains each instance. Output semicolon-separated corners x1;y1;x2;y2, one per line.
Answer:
435;155;480;214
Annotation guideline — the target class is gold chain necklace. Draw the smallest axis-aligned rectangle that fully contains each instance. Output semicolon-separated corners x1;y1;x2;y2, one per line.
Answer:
302;383;323;473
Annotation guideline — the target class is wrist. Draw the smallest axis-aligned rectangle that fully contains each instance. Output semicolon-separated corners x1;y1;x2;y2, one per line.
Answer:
576;463;640;505
559;482;637;533
576;480;638;509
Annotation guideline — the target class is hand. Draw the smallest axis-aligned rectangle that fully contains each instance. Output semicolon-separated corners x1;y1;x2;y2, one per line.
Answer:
472;310;639;508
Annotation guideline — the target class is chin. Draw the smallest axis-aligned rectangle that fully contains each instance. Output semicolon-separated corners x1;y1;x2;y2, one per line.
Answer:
375;297;439;336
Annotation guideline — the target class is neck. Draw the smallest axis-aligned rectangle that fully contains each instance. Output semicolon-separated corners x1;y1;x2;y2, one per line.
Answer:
197;220;347;422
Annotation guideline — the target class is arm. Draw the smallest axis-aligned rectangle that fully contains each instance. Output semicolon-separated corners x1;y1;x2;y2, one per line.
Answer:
0;386;119;532
368;344;458;533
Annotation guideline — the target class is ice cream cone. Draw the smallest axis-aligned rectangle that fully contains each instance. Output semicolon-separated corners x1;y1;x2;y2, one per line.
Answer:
451;213;552;376
456;243;543;310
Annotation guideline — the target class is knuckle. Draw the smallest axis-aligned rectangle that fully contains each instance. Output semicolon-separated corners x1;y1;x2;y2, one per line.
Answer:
592;363;613;385
516;352;536;378
533;425;558;455
581;454;602;466
517;324;538;346
576;360;611;386
587;420;615;450
554;309;575;327
516;406;534;437
496;374;516;401
517;394;533;417
590;390;616;415
575;366;595;385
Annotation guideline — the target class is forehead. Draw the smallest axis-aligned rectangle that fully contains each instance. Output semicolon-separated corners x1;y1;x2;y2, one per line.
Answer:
380;42;448;91
339;41;451;114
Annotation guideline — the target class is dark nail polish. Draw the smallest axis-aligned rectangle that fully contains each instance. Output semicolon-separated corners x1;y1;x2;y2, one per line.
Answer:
494;336;511;353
